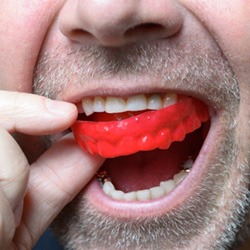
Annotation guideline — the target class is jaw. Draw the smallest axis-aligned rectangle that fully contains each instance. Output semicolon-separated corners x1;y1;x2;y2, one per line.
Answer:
52;105;250;249
45;77;250;250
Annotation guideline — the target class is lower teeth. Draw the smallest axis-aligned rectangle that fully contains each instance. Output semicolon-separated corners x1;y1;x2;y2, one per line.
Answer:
99;159;193;201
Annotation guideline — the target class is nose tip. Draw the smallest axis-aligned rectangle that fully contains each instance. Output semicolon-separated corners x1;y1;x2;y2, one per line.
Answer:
58;0;183;47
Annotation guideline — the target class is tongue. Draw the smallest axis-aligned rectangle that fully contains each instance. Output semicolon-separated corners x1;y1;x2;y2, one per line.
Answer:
72;98;209;158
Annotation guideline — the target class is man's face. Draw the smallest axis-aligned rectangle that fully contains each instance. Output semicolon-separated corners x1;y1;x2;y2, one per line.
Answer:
1;0;250;249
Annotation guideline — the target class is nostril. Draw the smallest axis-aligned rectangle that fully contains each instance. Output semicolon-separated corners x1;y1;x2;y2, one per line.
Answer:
70;29;93;40
125;23;165;38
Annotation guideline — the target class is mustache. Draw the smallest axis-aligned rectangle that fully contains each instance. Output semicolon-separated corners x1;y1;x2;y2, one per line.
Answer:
33;40;239;111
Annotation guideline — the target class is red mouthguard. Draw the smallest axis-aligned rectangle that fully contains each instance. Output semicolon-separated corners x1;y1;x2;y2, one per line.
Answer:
72;98;209;158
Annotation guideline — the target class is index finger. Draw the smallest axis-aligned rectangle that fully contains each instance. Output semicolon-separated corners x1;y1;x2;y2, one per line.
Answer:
0;90;77;135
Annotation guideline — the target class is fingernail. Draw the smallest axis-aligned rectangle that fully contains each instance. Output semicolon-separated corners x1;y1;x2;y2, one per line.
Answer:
46;99;76;115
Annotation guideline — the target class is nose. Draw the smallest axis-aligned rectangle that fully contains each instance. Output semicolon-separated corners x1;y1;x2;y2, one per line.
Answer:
58;0;183;47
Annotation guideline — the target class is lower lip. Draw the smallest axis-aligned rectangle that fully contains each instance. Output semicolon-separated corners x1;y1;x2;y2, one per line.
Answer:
84;174;194;218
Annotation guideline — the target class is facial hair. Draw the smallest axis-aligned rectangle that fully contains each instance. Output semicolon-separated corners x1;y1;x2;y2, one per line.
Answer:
33;40;250;249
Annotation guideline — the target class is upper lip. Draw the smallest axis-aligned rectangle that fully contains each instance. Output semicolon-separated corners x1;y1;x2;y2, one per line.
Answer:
56;70;239;113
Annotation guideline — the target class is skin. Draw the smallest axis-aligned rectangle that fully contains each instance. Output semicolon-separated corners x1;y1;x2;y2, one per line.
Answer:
0;0;249;249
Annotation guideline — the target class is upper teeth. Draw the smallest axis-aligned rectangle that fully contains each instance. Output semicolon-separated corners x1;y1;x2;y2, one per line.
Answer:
82;93;177;116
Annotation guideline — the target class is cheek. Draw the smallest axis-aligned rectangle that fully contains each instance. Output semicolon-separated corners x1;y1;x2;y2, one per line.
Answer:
181;1;250;161
182;2;250;123
239;87;250;155
0;1;64;92
182;0;250;71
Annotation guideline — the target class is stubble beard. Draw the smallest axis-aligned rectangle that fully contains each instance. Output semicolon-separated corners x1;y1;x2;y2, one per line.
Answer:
33;40;250;249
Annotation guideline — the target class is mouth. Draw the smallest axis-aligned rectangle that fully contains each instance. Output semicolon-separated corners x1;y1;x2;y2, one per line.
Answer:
71;92;212;218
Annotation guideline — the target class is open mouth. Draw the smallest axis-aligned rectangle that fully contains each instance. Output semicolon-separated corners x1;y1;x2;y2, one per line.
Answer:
71;93;211;216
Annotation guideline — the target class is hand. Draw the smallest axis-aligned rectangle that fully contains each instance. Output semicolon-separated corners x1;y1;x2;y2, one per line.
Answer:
0;91;104;249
